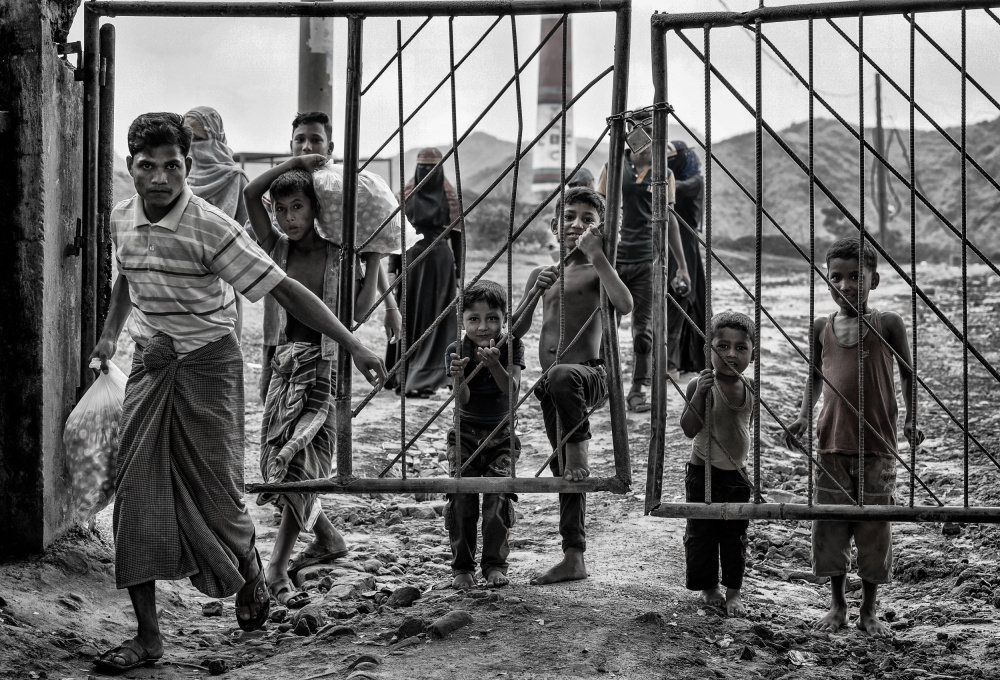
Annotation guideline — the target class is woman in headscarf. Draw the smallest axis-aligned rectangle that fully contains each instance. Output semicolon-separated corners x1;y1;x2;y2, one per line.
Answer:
185;106;250;225
666;139;707;379
385;147;458;398
184;106;251;339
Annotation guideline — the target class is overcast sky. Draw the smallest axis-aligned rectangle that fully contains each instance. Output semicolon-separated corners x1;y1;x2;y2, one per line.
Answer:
69;0;1000;160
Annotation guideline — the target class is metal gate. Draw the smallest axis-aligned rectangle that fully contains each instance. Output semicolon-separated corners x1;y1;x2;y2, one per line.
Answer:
81;0;635;496
647;0;1000;523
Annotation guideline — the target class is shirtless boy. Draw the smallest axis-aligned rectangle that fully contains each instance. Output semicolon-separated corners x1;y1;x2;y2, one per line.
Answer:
512;186;633;585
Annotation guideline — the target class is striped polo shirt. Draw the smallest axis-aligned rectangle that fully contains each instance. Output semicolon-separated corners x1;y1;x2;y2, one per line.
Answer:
112;186;286;354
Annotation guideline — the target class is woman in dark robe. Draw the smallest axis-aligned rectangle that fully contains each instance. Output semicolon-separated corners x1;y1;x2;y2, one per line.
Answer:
666;140;707;377
385;147;458;397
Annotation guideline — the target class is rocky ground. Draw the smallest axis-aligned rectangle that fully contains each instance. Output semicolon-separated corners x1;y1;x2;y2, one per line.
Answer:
2;248;1000;680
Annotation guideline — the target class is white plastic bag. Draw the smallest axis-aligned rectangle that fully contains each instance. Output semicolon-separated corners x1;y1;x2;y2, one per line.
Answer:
311;162;404;254
62;359;127;521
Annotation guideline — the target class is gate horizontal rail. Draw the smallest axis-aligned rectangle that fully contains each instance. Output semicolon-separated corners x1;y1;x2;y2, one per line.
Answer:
648;503;1000;524
247;476;628;495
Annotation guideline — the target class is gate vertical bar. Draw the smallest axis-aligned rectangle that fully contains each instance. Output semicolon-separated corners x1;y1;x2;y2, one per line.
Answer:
605;4;632;487
961;9;969;507
396;19;409;482
97;23;116;332
80;7;100;392
337;14;364;480
857;14;866;505
509;15;524;478
704;25;714;504
450;16;464;481
807;18;815;507
909;13;917;508
646;16;667;514
752;16;763;502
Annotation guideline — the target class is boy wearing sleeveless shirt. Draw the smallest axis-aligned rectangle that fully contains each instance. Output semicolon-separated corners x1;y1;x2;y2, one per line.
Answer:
679;311;756;618
786;237;922;637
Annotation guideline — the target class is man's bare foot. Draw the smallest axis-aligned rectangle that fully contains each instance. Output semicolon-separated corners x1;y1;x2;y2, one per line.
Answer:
530;548;588;585
814;603;848;633
699;586;725;607
562;442;590;482
452;573;475;590
485;569;509;588
725;588;746;617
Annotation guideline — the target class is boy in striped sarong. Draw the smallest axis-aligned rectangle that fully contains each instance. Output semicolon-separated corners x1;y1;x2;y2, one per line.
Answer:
90;112;385;673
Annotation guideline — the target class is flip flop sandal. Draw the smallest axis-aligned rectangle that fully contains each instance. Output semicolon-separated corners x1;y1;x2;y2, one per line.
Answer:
287;542;349;577
94;638;160;673
269;578;311;609
236;548;270;632
626;391;652;413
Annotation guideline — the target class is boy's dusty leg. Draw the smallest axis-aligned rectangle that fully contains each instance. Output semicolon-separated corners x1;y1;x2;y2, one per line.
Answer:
452;573;475;589
267;506;301;584
724;587;745;617
313;511;349;554
699;586;725;607
562;440;590;482
814;573;849;633
857;580;891;637
530;546;588;585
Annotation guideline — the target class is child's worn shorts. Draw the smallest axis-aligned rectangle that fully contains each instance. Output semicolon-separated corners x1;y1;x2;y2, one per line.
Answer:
812;452;896;584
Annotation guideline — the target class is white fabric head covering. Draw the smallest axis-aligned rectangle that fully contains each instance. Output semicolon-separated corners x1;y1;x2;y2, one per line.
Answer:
185;106;248;219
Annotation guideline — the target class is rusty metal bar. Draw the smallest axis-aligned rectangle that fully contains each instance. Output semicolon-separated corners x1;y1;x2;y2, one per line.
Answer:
909;13;918;508
87;0;631;18
648;503;1000;523
335;15;363;480
248;474;628;495
961;9;969;507
857;13;867;505
507;13;524;479
645;17;667;515
80;6;100;394
604;1;632;488
807;18;815;507
396;19;408;481
650;0;1000;31
97;23;115;333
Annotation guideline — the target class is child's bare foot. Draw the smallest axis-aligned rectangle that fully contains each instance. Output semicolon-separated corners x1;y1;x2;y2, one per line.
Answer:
699;586;725;607
562;442;590;482
814;604;848;633
452;573;475;590
530;548;588;585
856;608;891;637
725;588;746;617
485;569;509;588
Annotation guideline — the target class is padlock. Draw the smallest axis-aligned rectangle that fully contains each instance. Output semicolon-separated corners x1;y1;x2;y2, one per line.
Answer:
625;122;652;155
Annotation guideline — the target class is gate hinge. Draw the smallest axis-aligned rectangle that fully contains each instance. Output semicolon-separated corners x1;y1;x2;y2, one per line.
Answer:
65;217;83;257
56;41;83;79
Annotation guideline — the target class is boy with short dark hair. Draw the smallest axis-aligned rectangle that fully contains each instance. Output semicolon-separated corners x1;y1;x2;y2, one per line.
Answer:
512;186;633;585
786;236;921;637
679;311;756;617
445;280;524;589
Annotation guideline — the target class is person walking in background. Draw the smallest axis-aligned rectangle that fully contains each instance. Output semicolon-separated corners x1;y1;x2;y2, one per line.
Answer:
386;147;458;398
667;139;707;382
185;106;251;338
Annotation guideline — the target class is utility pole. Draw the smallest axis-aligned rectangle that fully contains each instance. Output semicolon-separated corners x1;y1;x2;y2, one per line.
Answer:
874;73;889;243
298;0;334;116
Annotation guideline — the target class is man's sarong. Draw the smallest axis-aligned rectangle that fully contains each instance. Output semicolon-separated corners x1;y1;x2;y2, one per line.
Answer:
256;342;335;531
113;333;254;598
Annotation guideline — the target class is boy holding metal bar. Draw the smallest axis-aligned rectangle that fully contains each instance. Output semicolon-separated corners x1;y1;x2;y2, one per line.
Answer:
444;280;524;589
679;311;756;617
512;186;633;585
786;236;922;637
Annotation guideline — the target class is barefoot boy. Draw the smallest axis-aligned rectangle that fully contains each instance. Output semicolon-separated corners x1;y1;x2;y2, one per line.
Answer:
786;237;921;637
679;311;755;617
445;280;524;589
512;186;633;585
245;159;376;608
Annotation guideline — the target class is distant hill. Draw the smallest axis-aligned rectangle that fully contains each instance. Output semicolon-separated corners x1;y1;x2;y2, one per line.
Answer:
113;116;1000;262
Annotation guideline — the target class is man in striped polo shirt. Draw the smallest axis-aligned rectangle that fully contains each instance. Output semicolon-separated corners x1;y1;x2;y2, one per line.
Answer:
89;112;386;673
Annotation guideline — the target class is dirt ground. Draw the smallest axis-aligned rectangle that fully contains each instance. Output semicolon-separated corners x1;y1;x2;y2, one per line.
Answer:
3;247;1000;680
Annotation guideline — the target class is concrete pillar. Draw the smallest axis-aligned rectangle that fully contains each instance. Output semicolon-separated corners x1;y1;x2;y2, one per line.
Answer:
298;0;335;116
531;15;576;199
0;0;84;556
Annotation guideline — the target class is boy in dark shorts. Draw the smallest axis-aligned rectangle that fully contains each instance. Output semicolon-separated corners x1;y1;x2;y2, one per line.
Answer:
445;280;524;589
679;311;755;617
786;236;922;637
512;186;633;585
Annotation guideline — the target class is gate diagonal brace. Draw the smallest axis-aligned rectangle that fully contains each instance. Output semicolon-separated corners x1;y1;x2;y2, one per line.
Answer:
248;475;630;496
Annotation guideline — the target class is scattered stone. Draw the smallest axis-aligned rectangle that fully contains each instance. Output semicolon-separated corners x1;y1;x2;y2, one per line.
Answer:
634;612;667;627
348;654;383;669
740;645;756;661
389;636;423;651
363;559;384;573
317;624;357;640
294;618;312;636
58;595;82;611
387;586;422;608
0;595;6;608
428;610;473;639
751;624;775;640
269;607;288;623
291;605;326;634
942;522;962;536
207;659;228;675
201;601;224;617
396;616;426;639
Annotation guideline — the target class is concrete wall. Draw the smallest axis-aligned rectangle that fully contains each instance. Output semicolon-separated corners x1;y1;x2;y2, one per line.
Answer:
0;0;84;556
